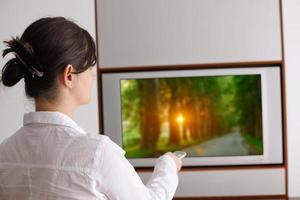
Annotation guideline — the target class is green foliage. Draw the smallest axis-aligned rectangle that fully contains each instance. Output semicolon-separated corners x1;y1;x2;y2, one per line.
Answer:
121;80;141;148
242;133;263;154
233;75;262;137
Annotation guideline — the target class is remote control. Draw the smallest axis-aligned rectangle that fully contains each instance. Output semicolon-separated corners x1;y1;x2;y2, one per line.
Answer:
173;151;187;159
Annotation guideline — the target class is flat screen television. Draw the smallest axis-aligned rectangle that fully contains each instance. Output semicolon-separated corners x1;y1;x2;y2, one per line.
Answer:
101;66;283;167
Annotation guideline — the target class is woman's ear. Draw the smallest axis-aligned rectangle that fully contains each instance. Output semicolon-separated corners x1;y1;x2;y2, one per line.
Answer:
63;64;75;88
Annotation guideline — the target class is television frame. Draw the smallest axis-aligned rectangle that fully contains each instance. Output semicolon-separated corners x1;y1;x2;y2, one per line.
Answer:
100;65;284;168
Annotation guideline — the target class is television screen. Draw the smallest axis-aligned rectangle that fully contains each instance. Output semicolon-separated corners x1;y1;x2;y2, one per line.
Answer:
120;75;263;159
101;66;283;167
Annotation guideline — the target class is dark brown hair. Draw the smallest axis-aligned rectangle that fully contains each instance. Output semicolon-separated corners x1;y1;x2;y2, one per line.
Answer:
1;17;96;100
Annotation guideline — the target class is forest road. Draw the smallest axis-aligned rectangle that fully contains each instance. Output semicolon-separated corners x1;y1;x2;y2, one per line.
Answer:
183;132;251;156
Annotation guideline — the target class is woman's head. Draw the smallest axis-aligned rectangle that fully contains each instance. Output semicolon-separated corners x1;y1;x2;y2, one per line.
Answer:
1;17;96;106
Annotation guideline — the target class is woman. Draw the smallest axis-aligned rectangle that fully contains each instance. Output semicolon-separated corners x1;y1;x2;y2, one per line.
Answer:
0;17;181;200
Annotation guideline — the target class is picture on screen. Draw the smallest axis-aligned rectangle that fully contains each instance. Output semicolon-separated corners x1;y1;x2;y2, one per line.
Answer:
120;74;263;158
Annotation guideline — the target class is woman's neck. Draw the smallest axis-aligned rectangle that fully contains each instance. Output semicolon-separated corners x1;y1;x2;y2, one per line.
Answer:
35;97;76;119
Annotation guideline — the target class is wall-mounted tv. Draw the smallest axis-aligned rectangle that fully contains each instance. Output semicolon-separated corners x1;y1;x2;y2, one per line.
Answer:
101;66;283;167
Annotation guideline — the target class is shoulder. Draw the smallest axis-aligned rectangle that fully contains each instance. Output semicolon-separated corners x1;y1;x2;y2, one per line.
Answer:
98;135;125;157
63;133;125;166
58;127;109;148
83;134;125;158
65;133;110;155
52;131;109;168
88;134;126;169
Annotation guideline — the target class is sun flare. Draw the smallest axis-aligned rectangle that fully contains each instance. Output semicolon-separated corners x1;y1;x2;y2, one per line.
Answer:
176;114;184;124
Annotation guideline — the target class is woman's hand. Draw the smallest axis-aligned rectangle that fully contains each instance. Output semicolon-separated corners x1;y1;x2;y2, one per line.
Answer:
165;152;182;172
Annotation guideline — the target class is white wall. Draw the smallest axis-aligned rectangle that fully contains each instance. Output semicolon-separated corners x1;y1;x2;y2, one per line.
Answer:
98;0;281;67
282;0;300;197
0;0;99;142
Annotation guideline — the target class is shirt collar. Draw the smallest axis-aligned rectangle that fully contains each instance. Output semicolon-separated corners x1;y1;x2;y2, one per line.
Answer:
23;111;86;134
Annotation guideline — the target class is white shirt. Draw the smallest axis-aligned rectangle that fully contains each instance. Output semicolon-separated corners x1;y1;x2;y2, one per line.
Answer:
0;111;178;200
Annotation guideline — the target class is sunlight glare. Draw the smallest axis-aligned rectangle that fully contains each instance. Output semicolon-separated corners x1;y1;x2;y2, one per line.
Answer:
176;114;184;124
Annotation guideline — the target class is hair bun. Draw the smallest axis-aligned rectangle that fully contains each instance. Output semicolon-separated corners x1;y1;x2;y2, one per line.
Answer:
1;37;43;86
1;58;25;86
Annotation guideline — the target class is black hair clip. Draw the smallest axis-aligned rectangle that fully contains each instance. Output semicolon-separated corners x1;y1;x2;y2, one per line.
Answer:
14;53;44;78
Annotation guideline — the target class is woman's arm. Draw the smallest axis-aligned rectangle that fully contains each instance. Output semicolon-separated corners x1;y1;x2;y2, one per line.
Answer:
97;138;179;200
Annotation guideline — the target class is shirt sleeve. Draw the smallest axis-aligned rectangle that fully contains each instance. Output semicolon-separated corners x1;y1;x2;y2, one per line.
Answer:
97;137;178;200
